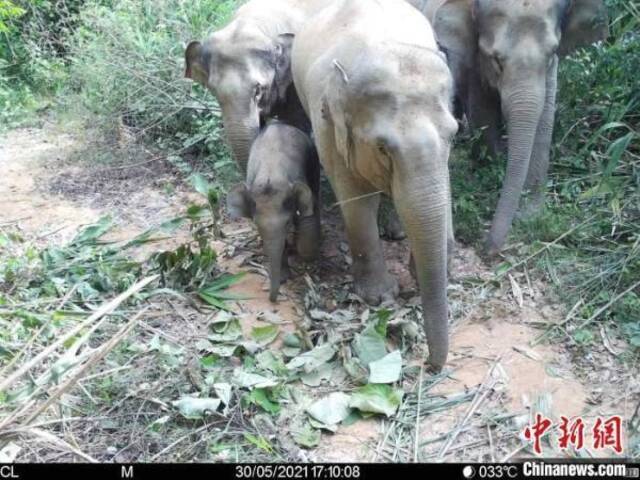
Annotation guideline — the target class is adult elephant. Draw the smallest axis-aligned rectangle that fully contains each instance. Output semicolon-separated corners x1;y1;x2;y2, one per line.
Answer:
184;0;324;173
185;0;407;240
416;0;608;253
263;0;458;370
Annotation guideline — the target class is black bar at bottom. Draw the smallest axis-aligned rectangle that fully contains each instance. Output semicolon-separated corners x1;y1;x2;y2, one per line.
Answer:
0;462;637;480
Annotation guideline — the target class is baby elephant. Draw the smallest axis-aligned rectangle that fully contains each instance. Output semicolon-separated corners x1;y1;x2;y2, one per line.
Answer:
227;120;321;302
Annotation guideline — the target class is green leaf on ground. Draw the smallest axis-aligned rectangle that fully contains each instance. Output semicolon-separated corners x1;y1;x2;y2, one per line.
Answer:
308;417;338;432
292;422;321;448
286;343;336;372
349;384;403;417
244;433;273;453
250;324;280;346
352;323;387;366
247;388;280;414
233;370;278;389
208;317;243;343
301;362;334;387
213;383;232;405
368;350;402;384
306;392;352;426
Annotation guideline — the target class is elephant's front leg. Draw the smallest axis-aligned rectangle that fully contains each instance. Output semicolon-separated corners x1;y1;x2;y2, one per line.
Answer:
310;111;397;304
340;190;399;304
296;212;321;261
379;197;407;241
520;56;558;219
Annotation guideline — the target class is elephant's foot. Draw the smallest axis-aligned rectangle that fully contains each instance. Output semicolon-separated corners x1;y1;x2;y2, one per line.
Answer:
483;235;504;259
516;193;545;221
353;268;399;305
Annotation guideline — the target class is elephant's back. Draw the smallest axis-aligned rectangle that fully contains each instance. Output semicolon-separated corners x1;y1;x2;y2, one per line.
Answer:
293;0;442;106
231;0;327;35
296;0;438;50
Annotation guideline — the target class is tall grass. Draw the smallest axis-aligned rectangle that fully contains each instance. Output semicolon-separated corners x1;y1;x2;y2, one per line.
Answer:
534;0;640;350
451;0;639;354
63;0;238;176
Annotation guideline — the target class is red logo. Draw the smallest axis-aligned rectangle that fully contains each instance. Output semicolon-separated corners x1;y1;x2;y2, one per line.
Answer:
524;413;553;455
524;414;624;455
558;416;585;451
593;416;623;454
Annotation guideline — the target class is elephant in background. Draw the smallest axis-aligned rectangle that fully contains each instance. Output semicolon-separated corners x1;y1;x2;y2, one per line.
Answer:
184;0;325;173
417;0;608;253
263;0;458;370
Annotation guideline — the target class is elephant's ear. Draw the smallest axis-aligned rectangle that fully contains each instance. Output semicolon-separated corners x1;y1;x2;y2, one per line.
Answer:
185;41;209;87
227;183;255;219
426;0;476;63
293;182;314;218
559;0;609;57
258;33;295;119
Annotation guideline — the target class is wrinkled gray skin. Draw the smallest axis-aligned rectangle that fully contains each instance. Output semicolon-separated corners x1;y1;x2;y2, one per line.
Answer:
264;0;458;370
414;0;608;254
184;0;406;241
185;0;325;173
227;121;320;303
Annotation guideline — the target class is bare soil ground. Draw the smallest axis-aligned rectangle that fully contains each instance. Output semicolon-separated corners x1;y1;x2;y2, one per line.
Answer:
1;125;635;462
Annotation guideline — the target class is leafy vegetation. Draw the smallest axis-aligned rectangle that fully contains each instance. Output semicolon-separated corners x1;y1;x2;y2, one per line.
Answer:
451;0;639;358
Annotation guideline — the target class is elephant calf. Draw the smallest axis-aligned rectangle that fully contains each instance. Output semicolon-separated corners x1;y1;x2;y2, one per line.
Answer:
262;0;458;370
227;120;321;302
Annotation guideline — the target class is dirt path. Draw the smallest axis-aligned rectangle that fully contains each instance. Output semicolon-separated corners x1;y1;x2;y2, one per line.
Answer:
1;126;631;461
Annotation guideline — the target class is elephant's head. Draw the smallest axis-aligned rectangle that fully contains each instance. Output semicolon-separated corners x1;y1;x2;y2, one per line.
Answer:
185;33;295;172
429;0;608;251
227;179;314;302
471;0;608;99
475;0;608;250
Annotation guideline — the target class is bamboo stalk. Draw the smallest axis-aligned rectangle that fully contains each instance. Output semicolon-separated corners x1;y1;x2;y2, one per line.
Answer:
21;308;149;428
0;275;158;394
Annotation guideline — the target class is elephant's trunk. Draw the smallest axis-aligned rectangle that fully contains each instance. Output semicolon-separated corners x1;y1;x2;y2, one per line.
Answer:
221;106;260;174
262;229;287;303
392;164;449;371
487;84;545;252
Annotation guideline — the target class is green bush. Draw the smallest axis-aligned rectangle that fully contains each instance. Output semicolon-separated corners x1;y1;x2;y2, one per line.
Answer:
64;0;238;179
0;0;84;127
544;0;639;347
450;0;639;352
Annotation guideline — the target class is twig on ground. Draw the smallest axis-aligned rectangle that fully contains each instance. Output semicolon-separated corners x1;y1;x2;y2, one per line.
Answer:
574;280;640;331
413;366;424;463
0;275;158;394
22;308;149;428
16;428;98;462
437;356;503;460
